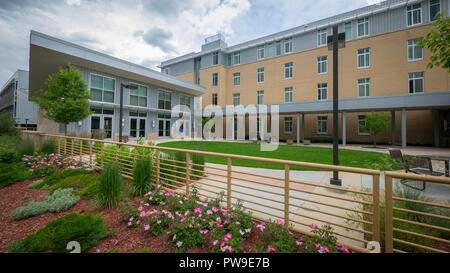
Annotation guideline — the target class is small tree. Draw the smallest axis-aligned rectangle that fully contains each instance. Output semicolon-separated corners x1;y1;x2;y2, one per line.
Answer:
33;64;92;135
359;111;390;147
417;13;450;72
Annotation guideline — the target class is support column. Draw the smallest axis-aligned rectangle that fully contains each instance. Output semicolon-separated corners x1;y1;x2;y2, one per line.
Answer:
297;113;301;144
301;113;305;142
433;110;440;147
342;111;346;147
391;110;396;145
401;108;407;148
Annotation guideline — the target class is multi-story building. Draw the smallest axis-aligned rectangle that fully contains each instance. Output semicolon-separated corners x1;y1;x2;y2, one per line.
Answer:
160;0;450;147
28;31;205;140
0;70;39;128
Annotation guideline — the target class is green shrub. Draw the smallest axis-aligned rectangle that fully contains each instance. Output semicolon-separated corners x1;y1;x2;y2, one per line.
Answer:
12;188;80;220
37;169;91;189
9;213;115;253
132;156;153;196
0;162;38;189
17;138;34;157
28;179;44;189
0;144;17;163
191;153;205;178
0;114;18;136
39;138;57;154
50;174;99;194
97;163;122;209
78;179;100;198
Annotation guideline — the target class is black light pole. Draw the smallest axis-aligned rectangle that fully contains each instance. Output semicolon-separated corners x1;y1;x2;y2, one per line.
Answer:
328;25;345;186
119;83;138;143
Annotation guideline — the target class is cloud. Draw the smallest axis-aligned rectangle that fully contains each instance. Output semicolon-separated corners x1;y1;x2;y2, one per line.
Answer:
134;27;176;53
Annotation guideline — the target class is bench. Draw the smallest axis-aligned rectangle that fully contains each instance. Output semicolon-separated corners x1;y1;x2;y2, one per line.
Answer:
311;134;333;143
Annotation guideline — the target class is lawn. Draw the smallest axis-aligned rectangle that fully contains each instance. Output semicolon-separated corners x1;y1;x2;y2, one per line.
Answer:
157;141;401;171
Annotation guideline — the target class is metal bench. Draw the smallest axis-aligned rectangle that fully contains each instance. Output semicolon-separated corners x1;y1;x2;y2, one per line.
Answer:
311;134;333;143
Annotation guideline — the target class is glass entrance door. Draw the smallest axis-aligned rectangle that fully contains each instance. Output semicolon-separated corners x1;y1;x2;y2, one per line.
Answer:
158;115;171;137
103;117;113;139
131;118;146;138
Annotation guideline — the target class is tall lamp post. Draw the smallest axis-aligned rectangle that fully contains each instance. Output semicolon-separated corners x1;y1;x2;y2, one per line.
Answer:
327;25;346;186
119;83;138;143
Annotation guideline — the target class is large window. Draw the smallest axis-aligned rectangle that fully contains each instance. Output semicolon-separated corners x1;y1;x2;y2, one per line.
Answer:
345;22;352;40
358;78;370;97
257;68;264;83
233;73;241;86
267;43;273;58
284;38;293;53
430;0;441;21
233;93;240;106
90;74;115;103
409;72;424;94
317;29;327;46
257;46;265;60
212;93;218;106
358;115;369;135
257;90;264;105
213;52;219;65
158;90;171;110
180;95;191;109
227;54;232;66
317;116;328;134
357;48;370;68
212;73;218;86
276;41;282;56
408;38;423;61
284;62;293;79
284;117;293;134
317;56;327;74
233;52;240;65
357;17;369;37
284;87;293;103
317;83;328;101
129;84;147;107
407;4;422;26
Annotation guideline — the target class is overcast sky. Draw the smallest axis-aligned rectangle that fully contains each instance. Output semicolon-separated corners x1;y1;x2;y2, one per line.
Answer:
0;0;381;85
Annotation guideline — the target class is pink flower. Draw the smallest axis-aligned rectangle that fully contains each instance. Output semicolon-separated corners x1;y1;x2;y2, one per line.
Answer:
314;243;321;250
144;225;150;231
199;229;209;234
245;228;251;233
180;217;185;223
212;206;218;213
311;224;317;230
176;241;183;248
277;220;283;225
296;241;303;246
224;233;232;242
213;240;219;246
268;246;276;252
323;246;330;253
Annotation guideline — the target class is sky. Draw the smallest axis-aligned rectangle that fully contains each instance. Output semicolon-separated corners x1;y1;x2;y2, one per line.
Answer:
0;0;382;85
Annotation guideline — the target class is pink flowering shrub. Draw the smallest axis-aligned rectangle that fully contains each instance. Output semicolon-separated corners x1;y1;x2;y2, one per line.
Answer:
306;224;351;253
22;153;85;176
253;219;297;253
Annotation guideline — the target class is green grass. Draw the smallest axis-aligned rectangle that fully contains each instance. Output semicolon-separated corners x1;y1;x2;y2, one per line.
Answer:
157;141;402;171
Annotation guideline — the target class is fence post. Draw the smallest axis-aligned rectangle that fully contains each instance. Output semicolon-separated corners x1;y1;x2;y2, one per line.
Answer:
79;139;83;162
57;137;61;154
186;153;190;195
372;174;380;243
100;142;104;169
133;147;137;163
115;144;119;162
385;174;393;253
227;157;232;209
156;149;160;185
71;138;74;158
64;137;67;155
284;164;290;227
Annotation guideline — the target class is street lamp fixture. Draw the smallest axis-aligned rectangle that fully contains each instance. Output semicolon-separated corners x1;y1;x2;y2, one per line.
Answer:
119;83;138;143
327;25;346;186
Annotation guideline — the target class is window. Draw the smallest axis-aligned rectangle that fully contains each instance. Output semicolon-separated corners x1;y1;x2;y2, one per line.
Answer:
357;17;369;37
407;4;422;26
212;73;218;86
284;38;293;53
180;95;191;109
233;93;240;106
233;73;240;86
284;117;293;134
267;43;273;58
284;87;293;103
357;48;370;68
317;83;328;101
257;46;265;60
317;29;327;46
345;22;352;40
213;52;219;65
90;74;115;103
257;90;264;105
212;93;218;106
358;78;370;97
158;90;171;110
430;0;441;21
227;54;232;66
129;84;147;107
409;72;424;94
233;52;240;65
257;68;264;83
408;38;423;61
284;62;293;79
358;115;369;135
317;56;327;74
276;41;282;56
317;116;328;134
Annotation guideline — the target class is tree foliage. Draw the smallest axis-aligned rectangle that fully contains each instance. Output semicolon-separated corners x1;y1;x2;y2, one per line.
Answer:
417;13;450;72
33;64;92;135
359;111;390;147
